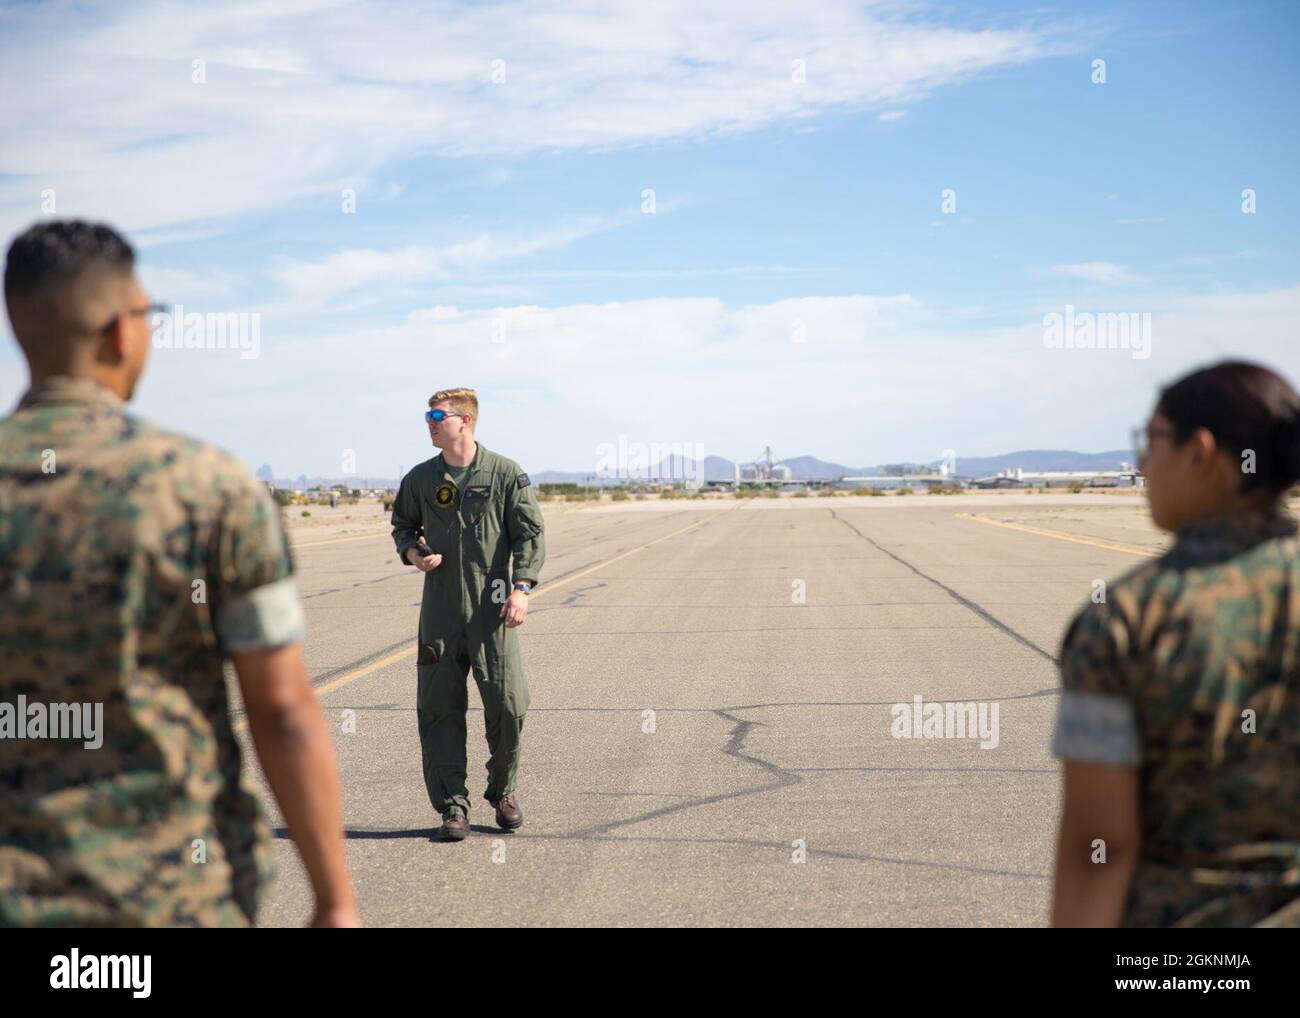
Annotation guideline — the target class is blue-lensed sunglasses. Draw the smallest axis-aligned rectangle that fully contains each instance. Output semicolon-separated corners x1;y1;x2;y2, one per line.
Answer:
425;408;465;423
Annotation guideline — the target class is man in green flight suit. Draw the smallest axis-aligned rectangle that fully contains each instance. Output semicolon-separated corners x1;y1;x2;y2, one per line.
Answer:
390;387;545;841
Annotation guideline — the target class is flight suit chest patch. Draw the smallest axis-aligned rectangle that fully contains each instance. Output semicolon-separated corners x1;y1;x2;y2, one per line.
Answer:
433;482;457;508
464;485;490;501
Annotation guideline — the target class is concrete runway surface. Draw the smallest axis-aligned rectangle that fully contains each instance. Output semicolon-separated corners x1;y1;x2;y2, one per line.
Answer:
233;492;1178;927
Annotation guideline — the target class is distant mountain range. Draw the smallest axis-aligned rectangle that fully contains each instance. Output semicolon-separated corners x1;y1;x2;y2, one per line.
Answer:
533;449;1134;484
259;449;1134;490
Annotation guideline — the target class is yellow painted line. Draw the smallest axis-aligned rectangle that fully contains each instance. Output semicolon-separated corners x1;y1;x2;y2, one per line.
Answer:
236;514;715;730
957;512;1159;558
300;646;415;702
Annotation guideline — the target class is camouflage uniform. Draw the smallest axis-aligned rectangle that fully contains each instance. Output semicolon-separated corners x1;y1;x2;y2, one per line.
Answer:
390;443;544;819
0;377;304;927
1053;508;1300;927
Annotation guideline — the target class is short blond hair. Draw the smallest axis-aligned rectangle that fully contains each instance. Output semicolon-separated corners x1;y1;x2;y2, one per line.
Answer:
429;387;478;422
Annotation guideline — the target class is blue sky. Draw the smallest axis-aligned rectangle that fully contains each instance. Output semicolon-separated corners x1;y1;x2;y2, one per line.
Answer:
1;0;1297;478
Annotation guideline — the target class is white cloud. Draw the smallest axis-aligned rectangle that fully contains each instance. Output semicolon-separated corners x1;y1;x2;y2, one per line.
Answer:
138;265;242;302
1047;261;1147;286
0;0;1053;236
264;210;637;311
2;284;1278;478
877;110;910;121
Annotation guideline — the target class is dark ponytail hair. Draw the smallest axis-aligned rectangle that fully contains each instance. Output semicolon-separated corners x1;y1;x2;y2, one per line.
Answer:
1156;360;1300;496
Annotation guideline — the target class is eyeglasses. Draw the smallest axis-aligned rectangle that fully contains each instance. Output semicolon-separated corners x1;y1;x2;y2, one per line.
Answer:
101;303;170;334
1130;422;1177;462
425;408;467;423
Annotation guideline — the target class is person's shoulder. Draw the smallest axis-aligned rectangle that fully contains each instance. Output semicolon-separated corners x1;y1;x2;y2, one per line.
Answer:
403;456;441;485
1061;555;1166;658
478;445;529;482
1107;552;1172;613
1233;517;1298;577
123;416;269;503
119;412;212;457
1145;512;1299;620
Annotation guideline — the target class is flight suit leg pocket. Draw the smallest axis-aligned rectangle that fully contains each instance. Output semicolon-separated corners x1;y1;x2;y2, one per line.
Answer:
416;639;461;721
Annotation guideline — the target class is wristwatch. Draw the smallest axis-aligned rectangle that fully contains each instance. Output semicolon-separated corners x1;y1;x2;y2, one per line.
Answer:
513;581;533;595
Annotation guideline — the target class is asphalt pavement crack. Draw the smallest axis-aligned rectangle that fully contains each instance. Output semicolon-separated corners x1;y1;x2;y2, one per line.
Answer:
564;706;801;839
829;507;1059;666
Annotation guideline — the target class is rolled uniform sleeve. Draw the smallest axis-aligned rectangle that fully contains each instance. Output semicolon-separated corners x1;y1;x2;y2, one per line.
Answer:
391;472;424;567
210;474;304;654
505;470;545;586
1052;603;1141;767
